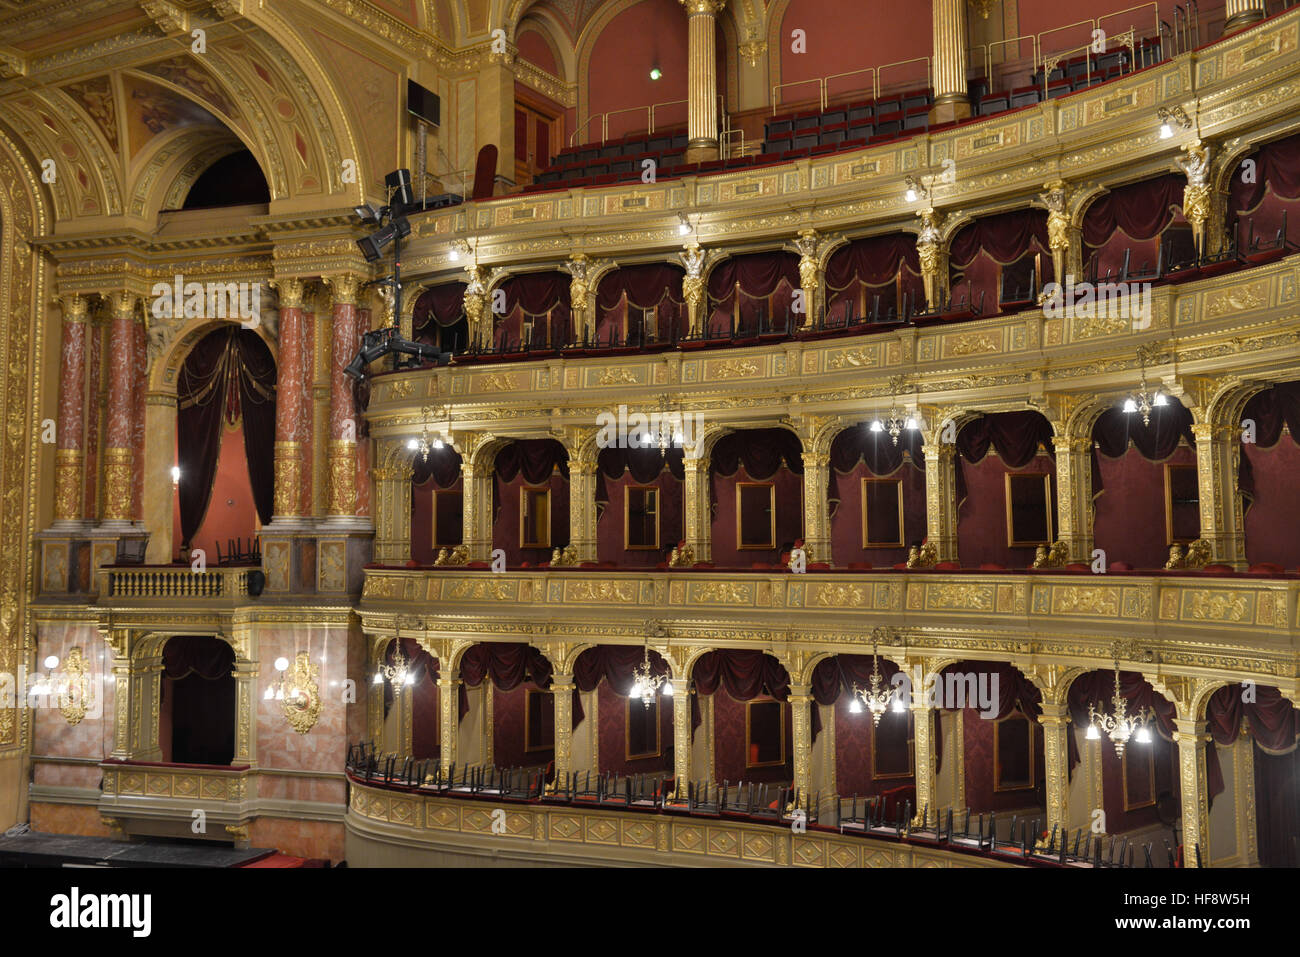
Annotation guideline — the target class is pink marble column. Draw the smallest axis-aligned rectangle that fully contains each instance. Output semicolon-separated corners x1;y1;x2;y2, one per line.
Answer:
53;295;88;524
326;274;361;517
131;313;147;522
101;292;138;524
272;278;308;518
355;307;372;518
84;323;102;521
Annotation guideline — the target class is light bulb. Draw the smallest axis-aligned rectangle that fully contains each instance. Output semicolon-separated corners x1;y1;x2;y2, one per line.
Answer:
43;655;58;670
662;682;673;696
407;438;419;450
1136;726;1152;744
274;688;284;700
1159;121;1173;139
264;687;274;700
170;465;181;484
274;657;289;672
373;672;383;685
630;682;643;698
1122;398;1138;414
892;696;906;712
904;417;918;431
849;698;863;714
433;438;444;450
870;420;884;433
650;67;662;80
1086;724;1101;740
905;187;917;202
449;246;460;261
1153;392;1167;407
403;672;414;686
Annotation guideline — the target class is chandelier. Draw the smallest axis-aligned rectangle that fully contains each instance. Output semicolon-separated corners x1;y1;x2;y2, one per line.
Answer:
1086;661;1153;758
372;637;413;688
628;645;672;709
849;643;903;726
406;406;447;462
870;403;918;447
1123;345;1168;426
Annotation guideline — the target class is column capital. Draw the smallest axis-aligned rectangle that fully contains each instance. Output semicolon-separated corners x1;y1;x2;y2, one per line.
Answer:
60;294;88;323
108;292;137;322
680;0;725;14
272;277;307;310
324;273;364;306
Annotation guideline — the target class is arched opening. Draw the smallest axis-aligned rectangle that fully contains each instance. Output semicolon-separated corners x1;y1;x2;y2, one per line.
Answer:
593;262;686;347
1081;173;1189;282
377;637;441;759
413;282;468;354
1091;401;1197;570
824;233;923;327
827;421;926;568
948;209;1052;316
955;411;1056;569
493;271;572;353
704;250;800;340
572;646;673;778
180;149;271;210
492;438;570;566
692;650;793;786
159;636;236;766
708;428;804;567
172;326;276;564
411;444;464;564
1240;381;1300;571
1227;131;1300;257
595;445;684;567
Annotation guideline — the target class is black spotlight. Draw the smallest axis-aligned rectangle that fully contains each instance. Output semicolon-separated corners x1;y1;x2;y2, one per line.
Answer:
385;168;414;208
356;214;411;263
246;569;266;597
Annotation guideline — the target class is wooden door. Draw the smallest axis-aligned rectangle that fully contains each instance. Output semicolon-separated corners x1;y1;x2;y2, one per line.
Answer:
515;101;559;184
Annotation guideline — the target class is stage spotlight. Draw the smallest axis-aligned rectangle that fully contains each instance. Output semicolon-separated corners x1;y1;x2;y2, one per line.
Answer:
356;215;412;262
354;202;381;224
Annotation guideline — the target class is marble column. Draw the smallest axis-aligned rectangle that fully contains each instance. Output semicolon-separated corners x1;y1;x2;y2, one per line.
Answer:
671;677;691;798
923;443;959;562
326;275;362;520
271;278;309;520
681;0;725;162
930;0;972;124
553;673;575;787
1223;0;1266;33
100;293;138;526
1174;717;1211;868
1192;422;1246;569
53;295;88;526
1038;702;1071;837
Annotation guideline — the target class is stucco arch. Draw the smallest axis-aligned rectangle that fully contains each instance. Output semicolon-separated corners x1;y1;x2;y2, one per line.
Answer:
148;316;279;396
515;9;576;82
127;125;255;223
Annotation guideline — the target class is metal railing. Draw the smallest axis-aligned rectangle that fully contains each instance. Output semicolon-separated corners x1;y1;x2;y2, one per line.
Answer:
569;96;706;147
769;55;932;115
985;34;1040;81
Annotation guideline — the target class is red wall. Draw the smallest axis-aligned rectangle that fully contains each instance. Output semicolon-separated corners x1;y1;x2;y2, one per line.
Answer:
595;680;673;775
1235;189;1300;256
1015;0;1167;53
586;0;690;139
956;450;1057;568
1099;732;1177;835
711;691;793;784
833;694;916;797
961;707;1045;814
492;682;553;770
829;460;926;567
516;26;559;77
1243;437;1300;569
596;470;684;567
709;463;804;567
411;475;463;564
1093;444;1196;569
779;0;931;103
173;419;260;563
492;470;570;566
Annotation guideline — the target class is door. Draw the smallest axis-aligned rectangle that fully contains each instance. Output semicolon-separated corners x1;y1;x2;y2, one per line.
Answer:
515;101;560;184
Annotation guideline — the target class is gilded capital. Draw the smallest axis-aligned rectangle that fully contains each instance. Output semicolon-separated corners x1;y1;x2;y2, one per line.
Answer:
60;294;88;324
680;0;725;14
108;292;137;322
272;277;307;311
326;273;362;306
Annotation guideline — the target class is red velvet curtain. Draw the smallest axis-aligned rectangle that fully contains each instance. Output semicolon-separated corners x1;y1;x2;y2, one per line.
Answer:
595;447;684;504
709;428;804;510
707;251;800;301
1090;403;1195;494
955;411;1055;503
459;642;582;726
937;661;1041;718
1204;684;1299;752
1082;174;1186;247
500;272;572;347
493;439;569;521
411;444;464;488
826;234;920;289
413;282;467;330
1228;132;1300;224
948;209;1050;268
1239;381;1300;501
597;264;686;312
691;649;790;730
573;645;669;695
176;327;276;546
828;425;924;515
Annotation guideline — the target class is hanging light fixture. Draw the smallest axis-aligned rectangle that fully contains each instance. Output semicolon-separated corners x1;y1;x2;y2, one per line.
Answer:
373;635;413;688
851;642;898;726
628;644;667;709
870;403;917;446
1122;345;1168;426
1086;660;1153;759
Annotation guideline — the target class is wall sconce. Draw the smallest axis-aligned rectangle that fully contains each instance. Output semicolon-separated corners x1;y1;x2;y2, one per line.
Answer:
170;465;181;486
266;651;322;734
1157;105;1192;139
903;175;930;203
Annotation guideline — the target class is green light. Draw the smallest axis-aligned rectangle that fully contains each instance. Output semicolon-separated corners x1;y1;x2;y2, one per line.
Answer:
649;67;662;80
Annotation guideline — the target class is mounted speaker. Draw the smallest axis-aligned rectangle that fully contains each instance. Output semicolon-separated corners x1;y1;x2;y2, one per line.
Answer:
246;569;266;597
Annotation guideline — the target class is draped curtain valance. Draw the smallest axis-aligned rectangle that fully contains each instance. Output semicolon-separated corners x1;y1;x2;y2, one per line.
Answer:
596;263;685;312
162;636;235;680
709;428;804;509
1239;380;1300;501
1229;132;1300;220
500;272;571;317
955;412;1055;503
492;440;569;521
691;649;791;730
706;251;800;303
825;234;922;292
1082;174;1186;247
1090;403;1195;495
413;282;468;330
412;445;464;489
594;447;685;504
948;209;1050;268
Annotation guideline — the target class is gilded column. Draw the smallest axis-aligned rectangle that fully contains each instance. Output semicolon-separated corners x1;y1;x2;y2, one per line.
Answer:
789;685;813;802
568;436;598;562
930;0;972;123
438;673;459;774
552;674;574;787
922;442;959;561
1053;434;1093;563
1223;0;1266;33
680;0;725;163
53;295;89;525
325;275;362;519
271;278;309;519
1174;717;1211;868
461;459;494;562
682;454;711;562
232;659;257;765
909;669;937;825
371;451;413;564
101;293;138;525
801;452;830;566
671;677;691;798
1192;422;1246;569
1233;731;1259;866
1038;702;1071;837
